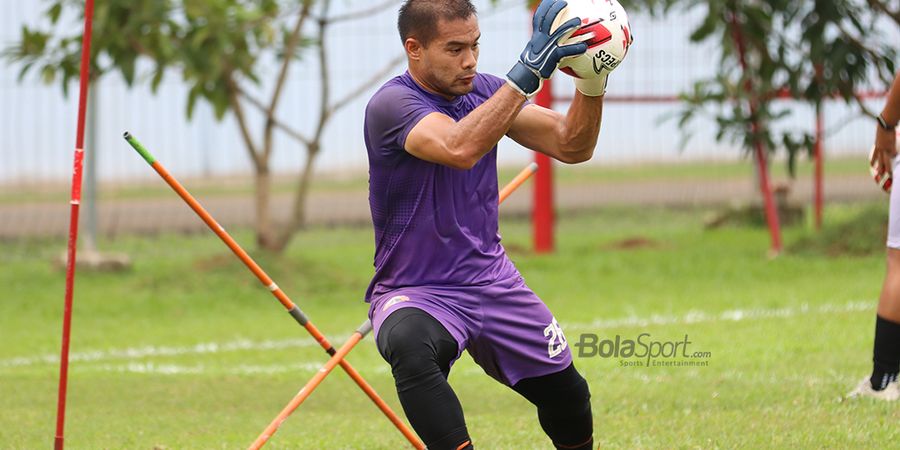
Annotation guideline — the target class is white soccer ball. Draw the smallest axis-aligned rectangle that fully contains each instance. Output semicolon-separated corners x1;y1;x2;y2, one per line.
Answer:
552;0;634;80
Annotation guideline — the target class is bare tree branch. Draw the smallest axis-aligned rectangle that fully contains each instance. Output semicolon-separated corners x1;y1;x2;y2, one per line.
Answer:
867;0;900;25
237;86;311;145
328;53;405;116
319;0;399;24
313;0;332;145
263;2;313;161
852;91;880;119
272;0;333;251
225;77;264;170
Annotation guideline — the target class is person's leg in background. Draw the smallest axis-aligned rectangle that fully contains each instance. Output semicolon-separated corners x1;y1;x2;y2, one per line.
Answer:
850;155;900;400
869;247;900;393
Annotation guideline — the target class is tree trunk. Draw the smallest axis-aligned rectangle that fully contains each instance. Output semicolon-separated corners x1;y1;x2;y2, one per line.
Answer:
255;164;276;250
270;143;320;253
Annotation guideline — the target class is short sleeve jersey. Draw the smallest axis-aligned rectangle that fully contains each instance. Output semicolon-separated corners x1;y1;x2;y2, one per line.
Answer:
363;71;519;301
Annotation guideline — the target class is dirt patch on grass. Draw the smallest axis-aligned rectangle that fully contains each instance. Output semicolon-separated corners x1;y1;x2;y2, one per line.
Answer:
602;237;662;251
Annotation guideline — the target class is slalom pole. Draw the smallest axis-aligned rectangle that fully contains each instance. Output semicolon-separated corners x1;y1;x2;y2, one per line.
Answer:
249;162;537;449
499;162;539;203
123;133;422;449
55;1;96;449
248;321;376;450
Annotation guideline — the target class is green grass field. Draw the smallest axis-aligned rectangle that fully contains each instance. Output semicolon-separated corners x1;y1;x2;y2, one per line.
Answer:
2;203;898;448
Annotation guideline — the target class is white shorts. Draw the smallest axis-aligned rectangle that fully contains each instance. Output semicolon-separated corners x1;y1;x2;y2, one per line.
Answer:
888;156;900;249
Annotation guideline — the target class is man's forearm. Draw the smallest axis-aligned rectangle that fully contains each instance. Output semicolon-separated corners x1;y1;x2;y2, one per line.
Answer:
557;91;604;161
882;72;900;125
445;85;526;166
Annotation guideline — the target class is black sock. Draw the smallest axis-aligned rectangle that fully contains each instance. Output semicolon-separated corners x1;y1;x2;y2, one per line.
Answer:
871;315;900;390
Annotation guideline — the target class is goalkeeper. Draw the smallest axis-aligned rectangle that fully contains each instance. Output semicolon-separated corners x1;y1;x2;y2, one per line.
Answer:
363;0;627;448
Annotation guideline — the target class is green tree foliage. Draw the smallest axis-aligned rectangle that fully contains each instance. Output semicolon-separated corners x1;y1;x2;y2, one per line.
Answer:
8;0;290;118
621;0;897;174
6;0;403;253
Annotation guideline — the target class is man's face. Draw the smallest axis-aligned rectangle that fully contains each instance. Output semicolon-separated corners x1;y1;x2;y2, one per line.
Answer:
416;15;480;97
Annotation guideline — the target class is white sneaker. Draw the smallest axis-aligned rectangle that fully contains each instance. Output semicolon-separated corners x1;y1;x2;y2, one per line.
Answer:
845;376;900;401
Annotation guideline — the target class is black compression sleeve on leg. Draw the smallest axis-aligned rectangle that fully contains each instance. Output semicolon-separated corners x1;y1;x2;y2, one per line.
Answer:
872;315;900;390
376;308;472;450
512;363;593;450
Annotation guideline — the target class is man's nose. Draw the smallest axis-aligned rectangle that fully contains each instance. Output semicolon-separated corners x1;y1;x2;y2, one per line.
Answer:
462;48;477;70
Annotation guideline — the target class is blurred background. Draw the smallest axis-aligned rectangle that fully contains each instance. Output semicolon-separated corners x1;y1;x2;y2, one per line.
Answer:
2;0;896;243
3;1;900;447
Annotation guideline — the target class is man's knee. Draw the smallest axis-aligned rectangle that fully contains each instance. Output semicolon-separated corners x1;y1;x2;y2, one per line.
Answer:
376;308;456;389
376;308;471;449
514;364;591;410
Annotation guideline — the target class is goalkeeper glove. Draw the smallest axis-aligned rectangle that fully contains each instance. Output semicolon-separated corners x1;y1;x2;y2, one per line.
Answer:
507;0;587;98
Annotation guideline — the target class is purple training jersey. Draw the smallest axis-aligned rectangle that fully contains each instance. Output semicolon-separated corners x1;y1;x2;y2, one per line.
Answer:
363;71;519;301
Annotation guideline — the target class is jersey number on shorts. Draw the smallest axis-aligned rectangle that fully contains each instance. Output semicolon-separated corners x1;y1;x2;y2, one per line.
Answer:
543;318;568;358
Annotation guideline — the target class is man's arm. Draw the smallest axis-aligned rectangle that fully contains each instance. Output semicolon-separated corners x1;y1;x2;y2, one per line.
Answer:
875;72;900;175
405;85;526;170
404;0;586;170
506;91;603;164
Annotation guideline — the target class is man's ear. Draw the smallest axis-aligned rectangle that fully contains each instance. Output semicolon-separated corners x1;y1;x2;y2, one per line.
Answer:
405;38;424;61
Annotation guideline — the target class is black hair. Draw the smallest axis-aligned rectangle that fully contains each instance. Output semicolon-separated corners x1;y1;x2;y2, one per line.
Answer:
398;0;477;46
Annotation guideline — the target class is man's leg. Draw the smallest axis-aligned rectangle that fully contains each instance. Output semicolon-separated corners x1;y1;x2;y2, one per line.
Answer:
376;307;473;450
464;274;590;448
871;159;900;392
871;248;900;390
511;363;593;450
850;158;900;399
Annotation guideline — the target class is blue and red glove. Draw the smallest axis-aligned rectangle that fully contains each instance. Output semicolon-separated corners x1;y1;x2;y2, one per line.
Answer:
507;0;587;98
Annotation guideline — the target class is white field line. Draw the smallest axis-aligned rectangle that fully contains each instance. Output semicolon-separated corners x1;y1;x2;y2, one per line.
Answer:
0;300;874;370
83;361;383;376
0;336;346;369
80;362;480;377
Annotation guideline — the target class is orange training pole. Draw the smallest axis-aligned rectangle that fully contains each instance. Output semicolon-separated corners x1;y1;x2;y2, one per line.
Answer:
249;163;537;449
500;162;539;203
123;133;421;449
248;322;374;450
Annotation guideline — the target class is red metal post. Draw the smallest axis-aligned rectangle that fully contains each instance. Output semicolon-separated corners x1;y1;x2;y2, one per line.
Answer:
533;79;555;253
56;1;96;449
814;103;824;230
729;10;783;256
528;3;555;253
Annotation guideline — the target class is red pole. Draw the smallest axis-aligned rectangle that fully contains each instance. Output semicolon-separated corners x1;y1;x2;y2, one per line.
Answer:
533;82;555;253
729;10;783;256
529;2;554;254
55;1;95;449
814;103;824;230
813;65;825;230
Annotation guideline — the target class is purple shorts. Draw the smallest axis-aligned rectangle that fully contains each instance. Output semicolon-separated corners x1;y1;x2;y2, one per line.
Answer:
369;274;573;386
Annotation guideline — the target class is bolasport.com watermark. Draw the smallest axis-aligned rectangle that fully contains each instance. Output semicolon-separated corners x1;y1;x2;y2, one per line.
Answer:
573;333;712;368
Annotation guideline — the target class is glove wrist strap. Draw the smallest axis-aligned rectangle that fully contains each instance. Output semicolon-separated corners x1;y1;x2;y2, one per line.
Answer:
507;62;542;98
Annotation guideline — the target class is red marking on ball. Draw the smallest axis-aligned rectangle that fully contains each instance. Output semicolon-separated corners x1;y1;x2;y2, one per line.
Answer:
571;20;612;48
